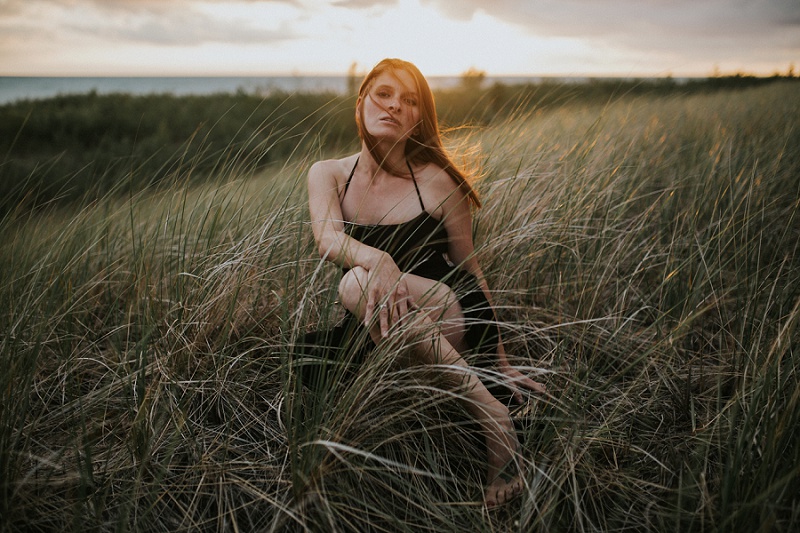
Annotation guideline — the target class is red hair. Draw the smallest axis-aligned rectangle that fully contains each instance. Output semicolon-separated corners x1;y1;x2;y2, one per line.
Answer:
356;58;482;208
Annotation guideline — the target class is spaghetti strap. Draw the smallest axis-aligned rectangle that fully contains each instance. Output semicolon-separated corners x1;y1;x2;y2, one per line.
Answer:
343;157;359;198
406;160;426;212
343;157;426;213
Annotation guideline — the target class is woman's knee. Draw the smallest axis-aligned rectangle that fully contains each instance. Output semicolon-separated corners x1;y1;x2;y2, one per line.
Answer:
338;266;369;314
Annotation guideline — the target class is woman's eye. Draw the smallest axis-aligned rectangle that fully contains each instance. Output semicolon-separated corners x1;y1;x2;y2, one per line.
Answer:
404;97;418;106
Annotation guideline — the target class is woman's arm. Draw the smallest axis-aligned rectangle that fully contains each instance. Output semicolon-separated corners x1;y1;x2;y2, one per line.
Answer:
307;159;382;270
307;159;411;336
437;176;546;399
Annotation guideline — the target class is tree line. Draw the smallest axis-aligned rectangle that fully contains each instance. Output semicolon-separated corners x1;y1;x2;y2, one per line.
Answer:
1;74;796;216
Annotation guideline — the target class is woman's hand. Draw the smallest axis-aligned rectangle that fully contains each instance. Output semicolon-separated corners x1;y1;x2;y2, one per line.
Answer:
364;253;415;338
499;363;547;403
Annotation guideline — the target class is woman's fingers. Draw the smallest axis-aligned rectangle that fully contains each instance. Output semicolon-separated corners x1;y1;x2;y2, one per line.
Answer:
512;387;523;404
502;367;547;403
395;293;408;322
526;378;547;394
368;281;390;336
515;372;547;394
364;290;376;327
363;267;413;337
500;376;524;404
379;295;391;337
392;279;409;326
384;282;409;336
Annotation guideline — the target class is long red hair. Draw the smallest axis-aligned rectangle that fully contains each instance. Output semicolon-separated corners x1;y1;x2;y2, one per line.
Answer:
355;58;482;209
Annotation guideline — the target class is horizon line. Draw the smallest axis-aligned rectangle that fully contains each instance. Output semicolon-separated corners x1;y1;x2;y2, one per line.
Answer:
0;69;791;79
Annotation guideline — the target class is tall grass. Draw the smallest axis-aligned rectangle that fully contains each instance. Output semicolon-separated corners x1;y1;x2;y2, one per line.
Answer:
1;82;798;531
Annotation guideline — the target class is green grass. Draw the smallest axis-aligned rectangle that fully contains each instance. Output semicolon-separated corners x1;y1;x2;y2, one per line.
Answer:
1;81;799;532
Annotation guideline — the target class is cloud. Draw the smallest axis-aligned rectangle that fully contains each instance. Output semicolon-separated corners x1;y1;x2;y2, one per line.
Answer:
331;0;398;7
419;0;799;71
72;7;296;45
1;0;795;75
421;0;800;41
0;0;302;47
0;0;300;9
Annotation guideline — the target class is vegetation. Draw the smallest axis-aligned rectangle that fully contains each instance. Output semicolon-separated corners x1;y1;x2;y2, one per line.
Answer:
1;79;799;531
0;90;357;215
2;74;795;216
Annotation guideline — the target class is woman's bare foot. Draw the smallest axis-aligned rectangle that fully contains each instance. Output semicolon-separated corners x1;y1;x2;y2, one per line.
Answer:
482;405;525;508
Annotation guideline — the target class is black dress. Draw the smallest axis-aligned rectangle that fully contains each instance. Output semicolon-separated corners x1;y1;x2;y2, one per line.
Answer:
297;158;511;402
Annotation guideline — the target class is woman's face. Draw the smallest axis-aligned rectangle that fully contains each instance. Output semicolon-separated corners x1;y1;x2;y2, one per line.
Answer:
358;68;421;144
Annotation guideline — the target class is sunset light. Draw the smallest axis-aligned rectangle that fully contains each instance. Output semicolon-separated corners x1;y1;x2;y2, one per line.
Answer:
2;0;799;530
0;0;796;77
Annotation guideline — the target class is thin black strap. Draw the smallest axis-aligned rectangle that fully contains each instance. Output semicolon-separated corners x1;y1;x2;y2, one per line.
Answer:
343;157;359;197
344;157;425;211
406;160;426;212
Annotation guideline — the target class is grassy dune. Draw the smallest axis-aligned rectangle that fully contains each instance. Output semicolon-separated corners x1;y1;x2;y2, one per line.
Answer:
1;81;799;531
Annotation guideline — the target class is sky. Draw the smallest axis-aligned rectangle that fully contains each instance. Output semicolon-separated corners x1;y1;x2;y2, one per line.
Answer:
0;0;797;77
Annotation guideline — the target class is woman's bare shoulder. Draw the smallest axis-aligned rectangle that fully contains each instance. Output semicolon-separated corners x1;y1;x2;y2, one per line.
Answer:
415;162;467;203
309;154;359;184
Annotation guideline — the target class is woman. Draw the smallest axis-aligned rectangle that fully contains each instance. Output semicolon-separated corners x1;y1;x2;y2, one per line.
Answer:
307;58;545;507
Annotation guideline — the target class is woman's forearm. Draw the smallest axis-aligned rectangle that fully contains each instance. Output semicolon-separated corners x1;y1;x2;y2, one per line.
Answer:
316;226;387;272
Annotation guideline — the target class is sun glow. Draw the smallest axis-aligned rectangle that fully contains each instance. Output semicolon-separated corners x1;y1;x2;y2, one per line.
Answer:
280;1;610;76
0;0;793;76
0;0;619;76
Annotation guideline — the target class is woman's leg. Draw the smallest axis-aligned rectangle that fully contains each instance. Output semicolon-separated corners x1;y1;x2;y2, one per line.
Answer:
338;267;524;507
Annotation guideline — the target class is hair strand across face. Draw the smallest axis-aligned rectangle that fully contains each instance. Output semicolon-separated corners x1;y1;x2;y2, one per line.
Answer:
356;58;482;209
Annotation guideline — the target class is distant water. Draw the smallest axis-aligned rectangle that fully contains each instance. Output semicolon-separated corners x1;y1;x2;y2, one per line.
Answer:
0;76;346;105
0;75;559;105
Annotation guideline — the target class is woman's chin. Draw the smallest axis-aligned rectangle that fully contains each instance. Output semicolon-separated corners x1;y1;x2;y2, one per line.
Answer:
368;129;410;144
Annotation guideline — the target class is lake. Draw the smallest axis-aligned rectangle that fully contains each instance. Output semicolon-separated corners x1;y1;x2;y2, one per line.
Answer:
0;75;570;105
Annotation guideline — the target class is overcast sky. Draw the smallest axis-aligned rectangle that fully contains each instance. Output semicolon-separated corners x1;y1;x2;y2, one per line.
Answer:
1;0;797;77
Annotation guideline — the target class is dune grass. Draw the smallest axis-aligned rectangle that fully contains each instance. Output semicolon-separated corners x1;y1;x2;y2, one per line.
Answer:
1;81;799;532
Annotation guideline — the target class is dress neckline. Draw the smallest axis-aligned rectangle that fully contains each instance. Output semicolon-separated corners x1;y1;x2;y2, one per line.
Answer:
345;210;439;231
342;157;432;227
